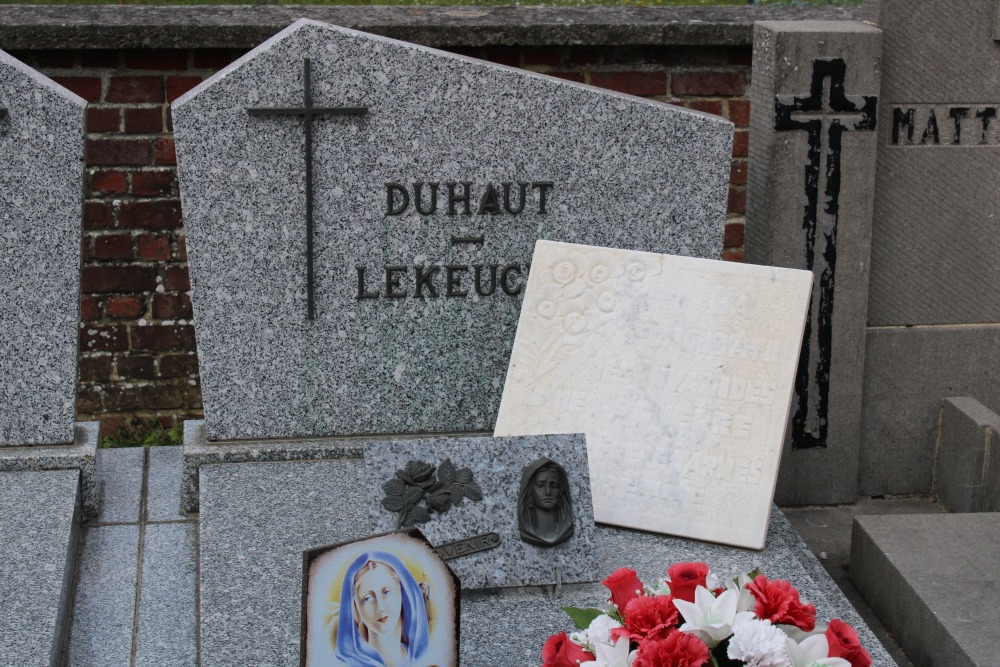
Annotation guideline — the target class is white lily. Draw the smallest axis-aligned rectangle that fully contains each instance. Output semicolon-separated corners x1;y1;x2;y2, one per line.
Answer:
785;634;852;667
673;585;755;648
581;636;635;667
726;573;759;613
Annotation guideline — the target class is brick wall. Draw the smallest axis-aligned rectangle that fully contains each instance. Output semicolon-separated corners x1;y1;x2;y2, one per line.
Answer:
12;43;750;439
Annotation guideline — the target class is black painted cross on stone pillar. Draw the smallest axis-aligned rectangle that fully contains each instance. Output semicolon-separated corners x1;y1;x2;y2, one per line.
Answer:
775;58;877;450
247;58;368;320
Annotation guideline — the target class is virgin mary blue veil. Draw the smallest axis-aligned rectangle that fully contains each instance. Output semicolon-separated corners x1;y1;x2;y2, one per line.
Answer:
331;550;430;666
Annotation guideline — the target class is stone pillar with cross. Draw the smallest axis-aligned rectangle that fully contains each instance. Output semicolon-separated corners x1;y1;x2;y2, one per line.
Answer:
746;21;882;505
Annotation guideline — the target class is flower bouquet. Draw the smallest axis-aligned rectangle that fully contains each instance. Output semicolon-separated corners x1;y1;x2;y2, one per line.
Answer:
541;562;873;667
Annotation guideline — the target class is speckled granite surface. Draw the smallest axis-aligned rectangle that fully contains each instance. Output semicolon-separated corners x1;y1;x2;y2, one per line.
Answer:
363;433;598;589
0;470;80;667
198;460;895;667
0;49;85;447
173;19;732;442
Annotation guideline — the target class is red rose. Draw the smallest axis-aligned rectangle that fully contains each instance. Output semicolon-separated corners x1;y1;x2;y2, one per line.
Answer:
613;594;680;643
746;574;816;631
666;562;710;604
825;619;872;667
603;567;645;612
631;631;710;667
541;632;595;667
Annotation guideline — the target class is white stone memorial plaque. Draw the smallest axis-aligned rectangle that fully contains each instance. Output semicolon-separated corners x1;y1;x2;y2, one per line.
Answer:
494;241;812;549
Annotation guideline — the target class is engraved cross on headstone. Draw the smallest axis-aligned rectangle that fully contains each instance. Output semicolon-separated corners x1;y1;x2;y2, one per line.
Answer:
775;58;877;450
247;58;367;320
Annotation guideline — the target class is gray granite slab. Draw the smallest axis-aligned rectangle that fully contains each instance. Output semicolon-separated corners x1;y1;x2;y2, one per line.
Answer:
199;460;895;667
851;513;1000;667
147;446;186;522
136;522;197;667
97;446;144;524
173;18;732;442
0;422;101;518
67;524;140;667
364;434;598;589
937;397;1000;513
0;470;80;667
0;49;85;446
746;21;880;505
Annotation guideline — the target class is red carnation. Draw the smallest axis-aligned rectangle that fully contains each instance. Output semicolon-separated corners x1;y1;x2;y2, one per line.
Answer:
825;619;872;667
541;632;595;667
666;562;710;604
603;567;645;613
746;574;816;631
613;594;680;643
631;631;710;667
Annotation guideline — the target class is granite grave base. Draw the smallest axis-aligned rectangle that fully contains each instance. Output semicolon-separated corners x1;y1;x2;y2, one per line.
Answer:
0;421;100;518
199;459;896;666
0;470;81;667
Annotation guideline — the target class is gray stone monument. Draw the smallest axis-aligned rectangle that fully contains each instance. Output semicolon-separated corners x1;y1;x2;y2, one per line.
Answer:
935;396;1000;513
0;47;98;666
861;0;1000;496
746;21;881;505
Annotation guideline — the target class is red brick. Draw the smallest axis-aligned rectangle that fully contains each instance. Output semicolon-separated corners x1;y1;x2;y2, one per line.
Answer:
105;295;145;318
548;72;586;84
119;200;182;230
107;76;163;103
80;296;103;321
118;356;157;380
481;47;519;68
188;384;203;410
162;266;190;291
84;201;114;229
79;356;113;382
51;76;101;102
124;108;163;134
160;354;199;378
137;234;172;261
730;160;747;186
82;266;157;294
89;170;128;196
192;49;236;70
732;130;749;158
77;385;104;414
154;139;176;165
87;107;120;133
728;99;750;127
82;237;91;260
124;49;189;71
93;233;133;260
523;48;561;67
81;50;118;68
176;237;187;261
132;324;196;351
80;324;127;352
131;170;173;197
591;72;666;97
105;383;184;411
166;76;202;102
722;249;746;263
727;188;746;215
567;47;602;67
153;293;193;320
87;138;151;166
35;51;75;69
724;222;745;248
672;71;746;97
681;100;724;117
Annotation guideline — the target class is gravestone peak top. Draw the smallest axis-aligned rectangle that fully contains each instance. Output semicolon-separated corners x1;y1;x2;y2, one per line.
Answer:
173;19;732;441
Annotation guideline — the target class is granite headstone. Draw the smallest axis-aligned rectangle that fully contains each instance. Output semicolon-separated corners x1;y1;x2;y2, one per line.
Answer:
494;241;812;550
0;48;85;446
172;18;732;443
746;21;881;505
363;434;598;589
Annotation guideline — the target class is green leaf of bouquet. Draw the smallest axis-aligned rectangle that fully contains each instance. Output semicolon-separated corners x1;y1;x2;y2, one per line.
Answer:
746;567;763;580
561;606;604;631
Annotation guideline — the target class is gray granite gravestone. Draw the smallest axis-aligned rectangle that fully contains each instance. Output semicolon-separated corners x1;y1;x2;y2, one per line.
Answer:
172;19;732;445
859;0;1000;496
746;22;881;505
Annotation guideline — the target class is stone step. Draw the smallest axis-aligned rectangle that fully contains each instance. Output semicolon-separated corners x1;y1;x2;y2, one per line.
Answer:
851;513;1000;667
0;470;80;667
